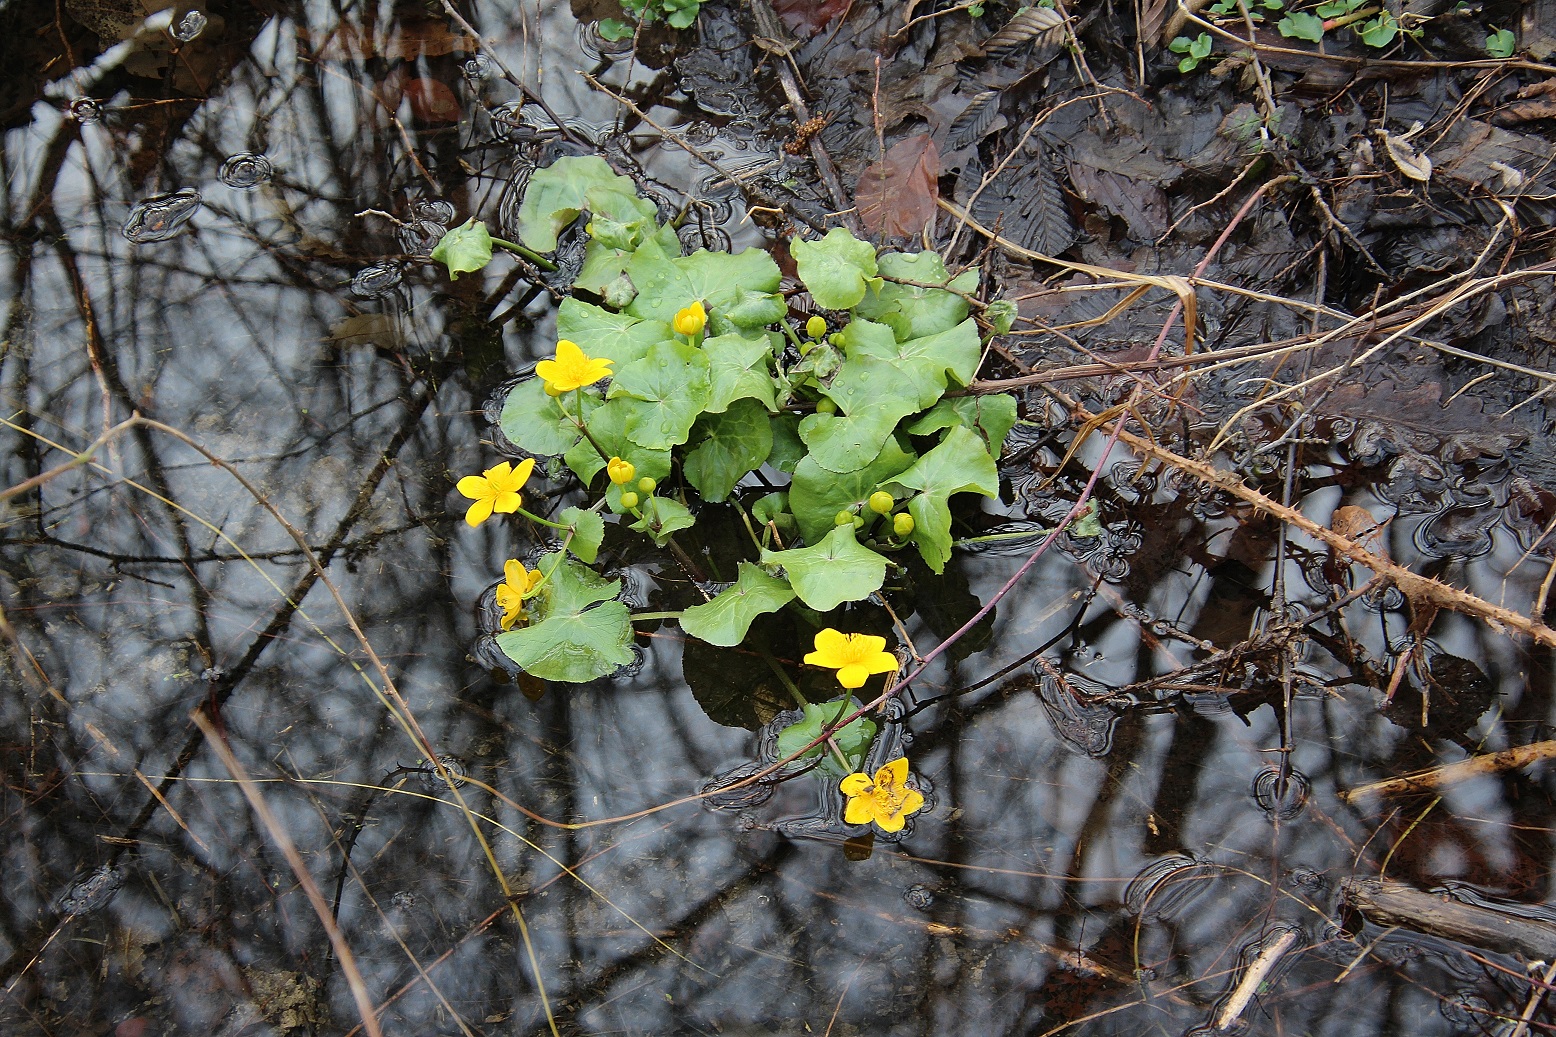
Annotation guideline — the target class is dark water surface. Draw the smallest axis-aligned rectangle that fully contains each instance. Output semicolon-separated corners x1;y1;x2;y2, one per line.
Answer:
3;3;1556;1036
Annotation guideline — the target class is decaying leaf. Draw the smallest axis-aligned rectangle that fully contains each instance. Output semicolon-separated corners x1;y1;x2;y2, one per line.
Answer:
944;90;1004;153
1377;128;1432;182
980;5;1065;58
966;144;1075;256
856;134;941;239
771;0;851;37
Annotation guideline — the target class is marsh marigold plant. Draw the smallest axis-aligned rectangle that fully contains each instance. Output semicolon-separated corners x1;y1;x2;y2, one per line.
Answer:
495;558;544;630
840;756;924;833
805;628;899;689
457;458;535;527
536;339;612;395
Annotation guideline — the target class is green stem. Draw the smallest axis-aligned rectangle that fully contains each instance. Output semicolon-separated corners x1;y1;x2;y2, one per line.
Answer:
629;610;682;621
952;527;1053;547
567;389;611;463
489;235;558;271
516;506;572;532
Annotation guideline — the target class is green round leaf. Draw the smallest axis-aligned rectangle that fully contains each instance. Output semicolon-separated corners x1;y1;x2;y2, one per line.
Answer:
791;228;880;310
760;524;887;611
679;562;796;647
430;219;494;280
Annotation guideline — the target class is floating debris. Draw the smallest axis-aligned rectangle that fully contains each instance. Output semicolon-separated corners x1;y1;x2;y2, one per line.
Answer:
122;189;202;243
397;219;444;257
1035;670;1117;758
172;10;208;41
349;264;403;298
410;198;455;225
67;97;101;123
218;153;273;189
58;864;123;916
902;884;935;911
416;754;468;792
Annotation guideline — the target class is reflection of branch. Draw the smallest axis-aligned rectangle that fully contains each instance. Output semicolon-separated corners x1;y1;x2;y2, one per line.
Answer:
192;709;387;1037
0;414;144;503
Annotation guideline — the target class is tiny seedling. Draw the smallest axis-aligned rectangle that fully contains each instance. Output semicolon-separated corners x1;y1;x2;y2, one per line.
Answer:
1168;32;1214;71
1486;28;1515;57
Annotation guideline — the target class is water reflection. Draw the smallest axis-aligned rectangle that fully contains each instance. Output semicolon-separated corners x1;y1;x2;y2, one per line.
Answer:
0;1;1553;1035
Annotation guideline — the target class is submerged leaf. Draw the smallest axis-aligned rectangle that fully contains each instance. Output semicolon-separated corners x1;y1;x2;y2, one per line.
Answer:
776;698;877;775
856;135;940;240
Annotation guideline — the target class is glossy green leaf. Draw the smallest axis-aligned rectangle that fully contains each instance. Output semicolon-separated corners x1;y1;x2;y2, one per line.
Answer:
628;495;696;546
768;413;806;474
516;156;655;252
761;524;887;610
703;333;777;413
608;340;712;449
853;252;976;340
685;399;773;502
905;394;1018;455
723;288;789;329
624;240;783;322
679;561;796;647
775;697;877;774
560;398;673;503
496;551;632;682
751;491;796;538
558;506;605;564
798;403;915;474
499;378;597;456
791;227;881;310
430;219;494;280
789;437;916;544
555;297;672;368
887;426;1001;573
844;317;982;410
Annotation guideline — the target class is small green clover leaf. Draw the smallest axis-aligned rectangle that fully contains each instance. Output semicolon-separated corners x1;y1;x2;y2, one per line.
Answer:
431;218;494;279
1277;12;1324;41
1486;27;1515;57
1168;33;1214;71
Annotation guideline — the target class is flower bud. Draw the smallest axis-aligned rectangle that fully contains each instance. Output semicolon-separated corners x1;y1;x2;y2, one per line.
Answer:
868;491;894;515
805;315;827;339
637;476;656;494
607;456;635;485
815;397;837;415
673;300;707;337
835;509;854;526
620;491;640;509
893;513;915;537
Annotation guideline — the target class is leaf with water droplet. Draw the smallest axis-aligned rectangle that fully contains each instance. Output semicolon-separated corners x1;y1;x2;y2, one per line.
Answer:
792;227;880;310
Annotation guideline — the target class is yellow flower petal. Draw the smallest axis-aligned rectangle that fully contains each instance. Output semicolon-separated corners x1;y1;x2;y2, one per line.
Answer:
673;300;707;337
465;497;494;527
839;772;872;797
878;756;910;787
844;797;875;826
875;808;907;833
537;339;613;393
607;456;636;485
837;664;869;689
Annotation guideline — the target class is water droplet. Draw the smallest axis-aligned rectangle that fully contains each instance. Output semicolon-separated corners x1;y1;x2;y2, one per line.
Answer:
122;189;202;243
410;198;455;225
350;264;403;298
416;755;468;792
171;10;208;41
902;884;935;910
58;864;123;916
1251;767;1310;820
218;152;273;190
68;97;101;123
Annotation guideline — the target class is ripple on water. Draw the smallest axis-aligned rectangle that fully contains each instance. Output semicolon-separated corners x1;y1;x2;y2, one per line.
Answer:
218;152;273;189
350;264;403;298
58;864;123;916
122;189;202;243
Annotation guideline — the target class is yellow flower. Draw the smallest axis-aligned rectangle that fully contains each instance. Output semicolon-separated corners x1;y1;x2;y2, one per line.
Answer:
840;757;924;833
495;558;544;630
535;339;612;394
607;456;636;485
804;628;899;689
456;458;535;527
673;300;707;337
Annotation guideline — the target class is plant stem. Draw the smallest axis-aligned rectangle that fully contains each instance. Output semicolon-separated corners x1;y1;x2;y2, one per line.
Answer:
516;506;572;531
760;649;857;773
567;389;612;462
489;235;559;271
